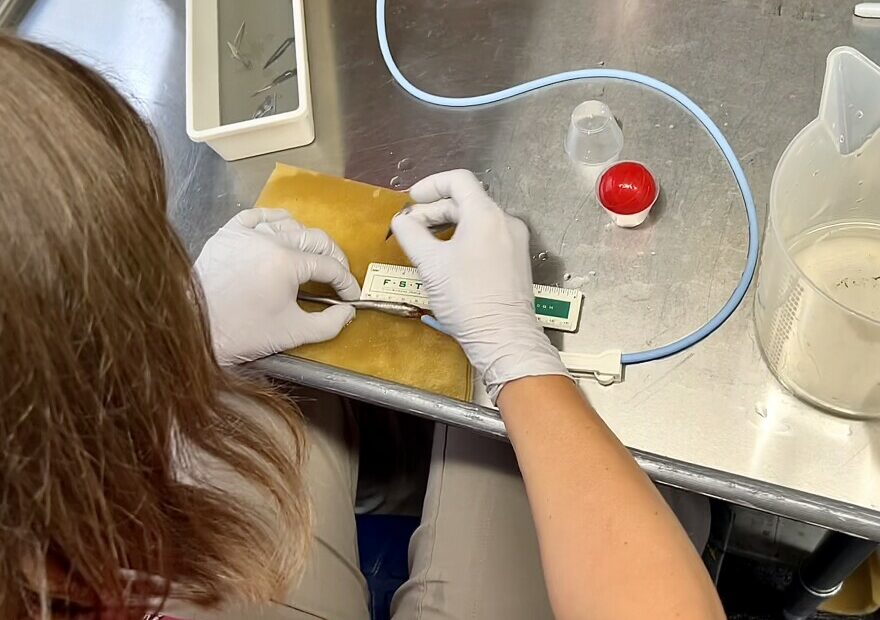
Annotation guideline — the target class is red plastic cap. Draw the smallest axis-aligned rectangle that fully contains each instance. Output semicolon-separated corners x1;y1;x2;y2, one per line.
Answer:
597;161;659;215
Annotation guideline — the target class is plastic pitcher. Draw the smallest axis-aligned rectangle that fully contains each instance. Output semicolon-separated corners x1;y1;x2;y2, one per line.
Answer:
755;47;880;418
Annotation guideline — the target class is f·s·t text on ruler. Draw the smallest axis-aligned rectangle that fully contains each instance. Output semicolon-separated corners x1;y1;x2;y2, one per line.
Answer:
361;263;584;332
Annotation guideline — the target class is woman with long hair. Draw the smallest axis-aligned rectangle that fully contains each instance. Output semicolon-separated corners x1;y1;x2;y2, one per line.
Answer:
0;34;723;620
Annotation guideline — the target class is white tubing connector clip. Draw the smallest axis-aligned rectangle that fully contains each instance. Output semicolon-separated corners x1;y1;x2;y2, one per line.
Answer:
560;350;624;385
854;3;880;18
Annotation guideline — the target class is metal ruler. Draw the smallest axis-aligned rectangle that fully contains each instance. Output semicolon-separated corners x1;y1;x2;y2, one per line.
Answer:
362;263;584;332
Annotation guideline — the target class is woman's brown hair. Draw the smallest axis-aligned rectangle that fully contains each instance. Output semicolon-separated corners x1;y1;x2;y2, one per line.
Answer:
0;35;310;618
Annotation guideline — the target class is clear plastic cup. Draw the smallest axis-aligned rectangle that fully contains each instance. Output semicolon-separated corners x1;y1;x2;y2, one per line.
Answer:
564;100;624;166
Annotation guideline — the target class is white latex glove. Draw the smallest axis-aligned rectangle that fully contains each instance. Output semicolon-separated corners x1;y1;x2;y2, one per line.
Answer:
391;170;571;402
195;208;360;365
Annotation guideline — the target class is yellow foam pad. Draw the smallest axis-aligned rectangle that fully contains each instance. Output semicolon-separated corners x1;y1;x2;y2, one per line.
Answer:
255;163;472;402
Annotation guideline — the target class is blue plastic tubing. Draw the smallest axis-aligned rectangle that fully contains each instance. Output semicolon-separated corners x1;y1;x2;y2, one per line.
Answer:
376;0;760;365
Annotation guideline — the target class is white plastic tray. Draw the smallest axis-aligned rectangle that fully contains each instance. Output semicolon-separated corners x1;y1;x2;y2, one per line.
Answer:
185;0;314;161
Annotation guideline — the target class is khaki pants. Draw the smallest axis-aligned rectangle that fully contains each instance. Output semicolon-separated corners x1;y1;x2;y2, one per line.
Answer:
167;391;709;620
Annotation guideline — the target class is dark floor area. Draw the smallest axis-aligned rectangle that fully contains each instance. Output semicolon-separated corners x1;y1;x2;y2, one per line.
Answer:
713;552;876;619
705;500;878;620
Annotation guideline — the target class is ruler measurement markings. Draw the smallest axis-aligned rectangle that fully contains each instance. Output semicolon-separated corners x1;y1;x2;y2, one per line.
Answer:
362;263;583;332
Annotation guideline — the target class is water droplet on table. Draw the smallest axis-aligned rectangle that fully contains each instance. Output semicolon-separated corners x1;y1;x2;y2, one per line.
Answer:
389;176;403;189
564;275;586;288
588;270;597;276
397;157;413;171
597;60;605;66
856;110;864;119
477;168;493;191
537;251;549;261
668;124;675;129
563;273;572;281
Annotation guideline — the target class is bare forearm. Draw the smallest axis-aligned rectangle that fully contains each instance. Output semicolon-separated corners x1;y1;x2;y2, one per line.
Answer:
497;376;725;620
391;171;723;618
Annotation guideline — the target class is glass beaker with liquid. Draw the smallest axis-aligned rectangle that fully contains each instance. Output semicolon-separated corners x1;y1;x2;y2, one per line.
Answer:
755;47;880;418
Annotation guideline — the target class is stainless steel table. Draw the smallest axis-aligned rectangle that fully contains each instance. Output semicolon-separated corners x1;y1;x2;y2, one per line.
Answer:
17;0;880;542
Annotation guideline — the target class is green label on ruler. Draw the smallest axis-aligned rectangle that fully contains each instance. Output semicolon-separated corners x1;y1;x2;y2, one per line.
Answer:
535;297;571;319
